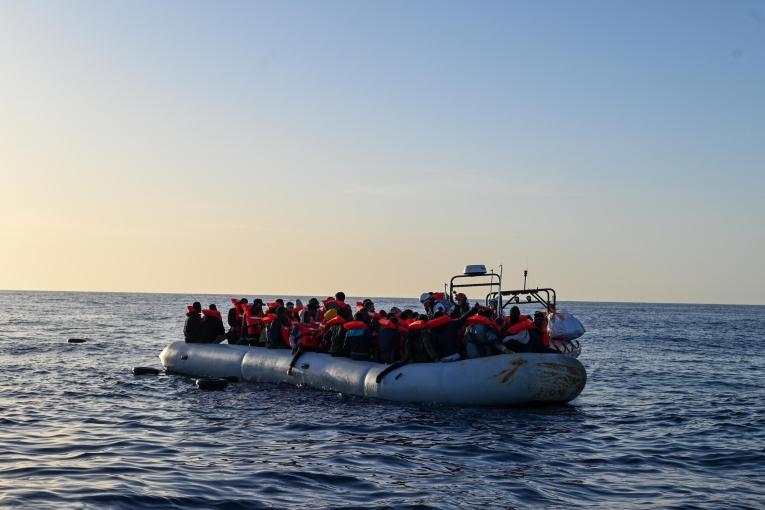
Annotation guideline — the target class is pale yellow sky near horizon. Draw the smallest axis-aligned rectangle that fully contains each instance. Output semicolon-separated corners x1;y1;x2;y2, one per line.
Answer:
1;3;764;305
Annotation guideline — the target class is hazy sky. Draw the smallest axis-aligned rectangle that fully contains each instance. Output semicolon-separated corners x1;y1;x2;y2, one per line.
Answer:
1;1;763;304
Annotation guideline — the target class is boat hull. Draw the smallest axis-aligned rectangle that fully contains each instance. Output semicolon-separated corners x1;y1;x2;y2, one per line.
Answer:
159;341;586;406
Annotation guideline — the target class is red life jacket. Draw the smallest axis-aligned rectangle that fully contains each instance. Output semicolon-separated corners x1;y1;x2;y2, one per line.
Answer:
427;315;450;329
506;317;534;336
230;299;243;323
243;306;263;337
297;323;320;350
342;321;368;331
467;314;497;329
408;320;427;331
202;309;222;320
281;324;291;347
325;316;346;327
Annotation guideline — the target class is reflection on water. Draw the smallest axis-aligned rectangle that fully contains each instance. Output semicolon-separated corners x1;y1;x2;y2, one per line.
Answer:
0;291;763;509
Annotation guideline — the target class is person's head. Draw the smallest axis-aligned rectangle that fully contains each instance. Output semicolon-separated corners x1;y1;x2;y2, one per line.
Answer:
509;306;521;324
478;306;493;318
240;298;249;305
276;306;289;321
192;302;202;313
335;291;346;302
276;298;284;306
209;304;217;311
286;301;294;311
363;298;375;312
295;299;303;308
400;309;413;320
389;306;401;316
533;311;546;329
417;313;429;321
419;292;433;305
308;298;320;310
455;293;467;304
378;310;388;318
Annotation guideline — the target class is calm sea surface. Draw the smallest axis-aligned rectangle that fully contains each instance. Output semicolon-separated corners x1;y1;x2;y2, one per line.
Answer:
0;291;763;509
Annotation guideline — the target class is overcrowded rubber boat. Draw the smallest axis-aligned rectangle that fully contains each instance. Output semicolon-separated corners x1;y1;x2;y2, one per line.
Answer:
159;265;588;406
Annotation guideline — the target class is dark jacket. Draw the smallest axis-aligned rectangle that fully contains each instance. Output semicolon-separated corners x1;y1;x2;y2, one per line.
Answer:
345;328;373;361
267;320;288;348
184;312;202;343
429;319;464;358
328;325;348;357
403;329;439;363
377;328;400;364
200;315;226;343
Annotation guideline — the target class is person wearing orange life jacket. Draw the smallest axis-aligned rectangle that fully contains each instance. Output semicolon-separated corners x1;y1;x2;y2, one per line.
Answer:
501;306;538;353
266;306;292;349
334;291;351;313
298;298;321;324
184;302;203;343
428;303;479;361
343;311;373;361
400;314;440;363
526;311;552;353
464;307;507;358
241;299;265;345
227;298;246;344
289;299;323;353
293;299;304;320
377;315;403;363
200;304;226;343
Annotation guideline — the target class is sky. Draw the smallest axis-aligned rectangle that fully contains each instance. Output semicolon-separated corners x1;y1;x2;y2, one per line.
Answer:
0;1;763;304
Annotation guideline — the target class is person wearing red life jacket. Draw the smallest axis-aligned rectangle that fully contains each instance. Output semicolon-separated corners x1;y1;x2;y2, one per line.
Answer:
526;311;551;353
183;301;203;343
501;306;537;353
266;307;291;349
293;299;304;320
428;303;479;361
298;298;321;324
200;304;226;343
344;311;373;361
334;291;351;313
227;298;246;344
377;316;402;363
464;307;506;358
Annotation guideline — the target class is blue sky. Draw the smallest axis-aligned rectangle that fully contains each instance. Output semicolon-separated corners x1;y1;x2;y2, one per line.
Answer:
0;1;763;303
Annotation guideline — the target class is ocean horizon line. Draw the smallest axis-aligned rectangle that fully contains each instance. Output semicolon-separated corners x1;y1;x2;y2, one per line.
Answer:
1;287;763;308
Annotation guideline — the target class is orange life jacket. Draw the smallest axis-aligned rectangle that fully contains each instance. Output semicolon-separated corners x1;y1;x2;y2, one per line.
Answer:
408;320;427;331
342;321;369;331
202;309;222;320
506;317;534;336
297;323;320;350
325;316;346;327
427;315;450;329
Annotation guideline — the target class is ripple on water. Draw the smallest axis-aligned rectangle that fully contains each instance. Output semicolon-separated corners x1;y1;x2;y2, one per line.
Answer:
0;293;763;509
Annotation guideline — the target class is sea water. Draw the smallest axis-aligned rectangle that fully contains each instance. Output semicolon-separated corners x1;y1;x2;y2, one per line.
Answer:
0;291;763;509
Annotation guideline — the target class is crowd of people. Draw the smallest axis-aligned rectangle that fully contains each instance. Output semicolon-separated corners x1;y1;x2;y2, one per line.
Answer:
183;290;557;364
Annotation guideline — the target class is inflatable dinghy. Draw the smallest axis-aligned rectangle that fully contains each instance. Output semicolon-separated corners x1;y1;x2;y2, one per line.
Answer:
159;342;586;406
